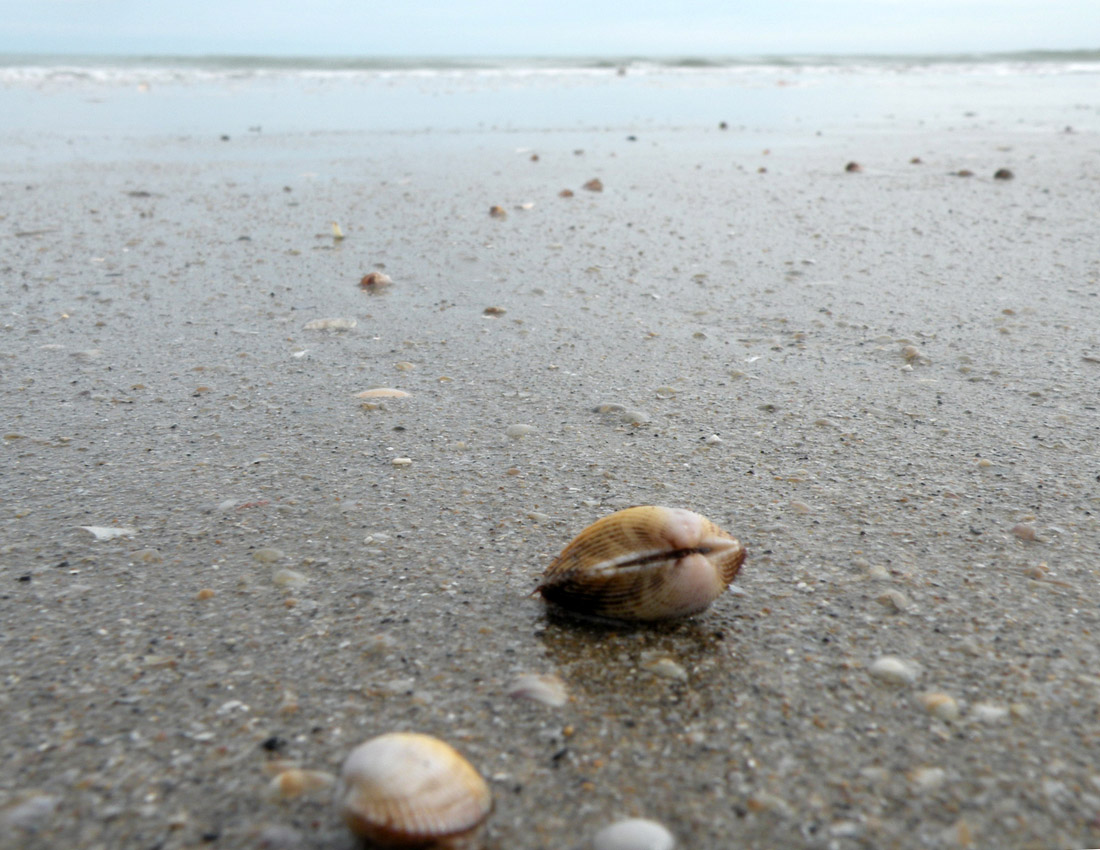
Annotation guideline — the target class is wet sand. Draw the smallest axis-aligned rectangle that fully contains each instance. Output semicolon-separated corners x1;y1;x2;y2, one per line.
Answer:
3;120;1100;850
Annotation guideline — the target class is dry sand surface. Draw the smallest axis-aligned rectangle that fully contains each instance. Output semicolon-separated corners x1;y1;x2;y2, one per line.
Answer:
3;124;1100;849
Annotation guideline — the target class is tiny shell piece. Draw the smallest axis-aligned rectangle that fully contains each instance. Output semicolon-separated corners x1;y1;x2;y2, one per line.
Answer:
536;506;746;621
868;656;918;685
920;692;960;721
338;732;492;848
268;768;335;800
592;818;675;850
304;318;356;331
356;388;411;399
507;673;568;707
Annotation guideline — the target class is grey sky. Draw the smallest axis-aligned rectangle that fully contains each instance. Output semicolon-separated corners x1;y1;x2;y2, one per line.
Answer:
0;0;1095;56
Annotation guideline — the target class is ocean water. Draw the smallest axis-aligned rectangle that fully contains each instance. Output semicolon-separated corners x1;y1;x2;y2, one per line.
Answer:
2;51;1098;141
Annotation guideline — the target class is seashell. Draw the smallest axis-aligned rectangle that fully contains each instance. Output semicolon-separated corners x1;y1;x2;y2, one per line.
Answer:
356;388;410;399
359;271;393;289
592;818;675;850
535;506;746;621
337;732;492;848
508;672;568;707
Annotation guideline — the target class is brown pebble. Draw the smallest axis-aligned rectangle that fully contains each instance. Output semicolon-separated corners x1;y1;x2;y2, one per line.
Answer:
910;156;923;164
483;306;506;316
757;166;767;173
489;205;507;219
1011;523;1037;541
559;188;574;197
196;588;216;601
955;169;974;177
582;178;603;192
993;168;1014;180
530;153;539;161
719;121;728;130
845;161;862;172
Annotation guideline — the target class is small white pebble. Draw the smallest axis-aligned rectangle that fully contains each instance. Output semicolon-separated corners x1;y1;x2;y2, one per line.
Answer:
272;569;308;589
704;434;723;445
592;818;675;850
391;457;413;466
641;655;688;682
908;766;947;792
252;547;284;564
868;656;919;685
876;589;909;612
303;317;356;331
970;702;1010;723
506;424;535;439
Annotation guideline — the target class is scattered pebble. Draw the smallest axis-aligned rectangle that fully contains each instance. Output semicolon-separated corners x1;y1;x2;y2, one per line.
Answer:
394;361;415;371
844;161;862;173
1;792;60;831
970;702;1010;723
273;569;308;589
489;205;507;219
303;317;356;331
559;188;575;198
641;654;688;682
908;766;947;792
618;409;650;425
993;168;1014;180
955;169;974;177
654;386;676;398
483;306;507;316
868;656;919;685
391;457;413;467
920;692;961;721
196;588;216;601
80;525;136;540
703;434;723;445
876;589;909;612
583;178;604;192
592;818;675;850
252;547;284;564
507;673;568;707
1011;523;1038;542
505;424;535;439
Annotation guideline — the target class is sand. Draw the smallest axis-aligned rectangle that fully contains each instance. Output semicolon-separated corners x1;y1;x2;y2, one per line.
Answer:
3;112;1100;850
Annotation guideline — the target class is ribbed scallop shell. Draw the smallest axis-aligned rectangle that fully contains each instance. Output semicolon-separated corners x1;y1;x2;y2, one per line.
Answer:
536;506;745;621
338;733;492;848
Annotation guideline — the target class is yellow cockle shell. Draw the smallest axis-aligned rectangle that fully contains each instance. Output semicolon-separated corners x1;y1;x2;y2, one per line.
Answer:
337;732;492;848
535;506;746;621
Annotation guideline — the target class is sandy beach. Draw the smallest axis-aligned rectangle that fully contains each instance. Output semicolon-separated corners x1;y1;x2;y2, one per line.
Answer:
3;64;1100;849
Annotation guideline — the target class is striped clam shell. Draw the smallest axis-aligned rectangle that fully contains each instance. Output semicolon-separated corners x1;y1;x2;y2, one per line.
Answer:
337;732;492;848
536;506;745;621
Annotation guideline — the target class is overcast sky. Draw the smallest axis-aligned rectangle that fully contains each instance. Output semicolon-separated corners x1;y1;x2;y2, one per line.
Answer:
1;0;1095;56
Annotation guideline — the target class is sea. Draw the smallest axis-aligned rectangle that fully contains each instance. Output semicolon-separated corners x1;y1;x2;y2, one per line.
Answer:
2;51;1098;143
